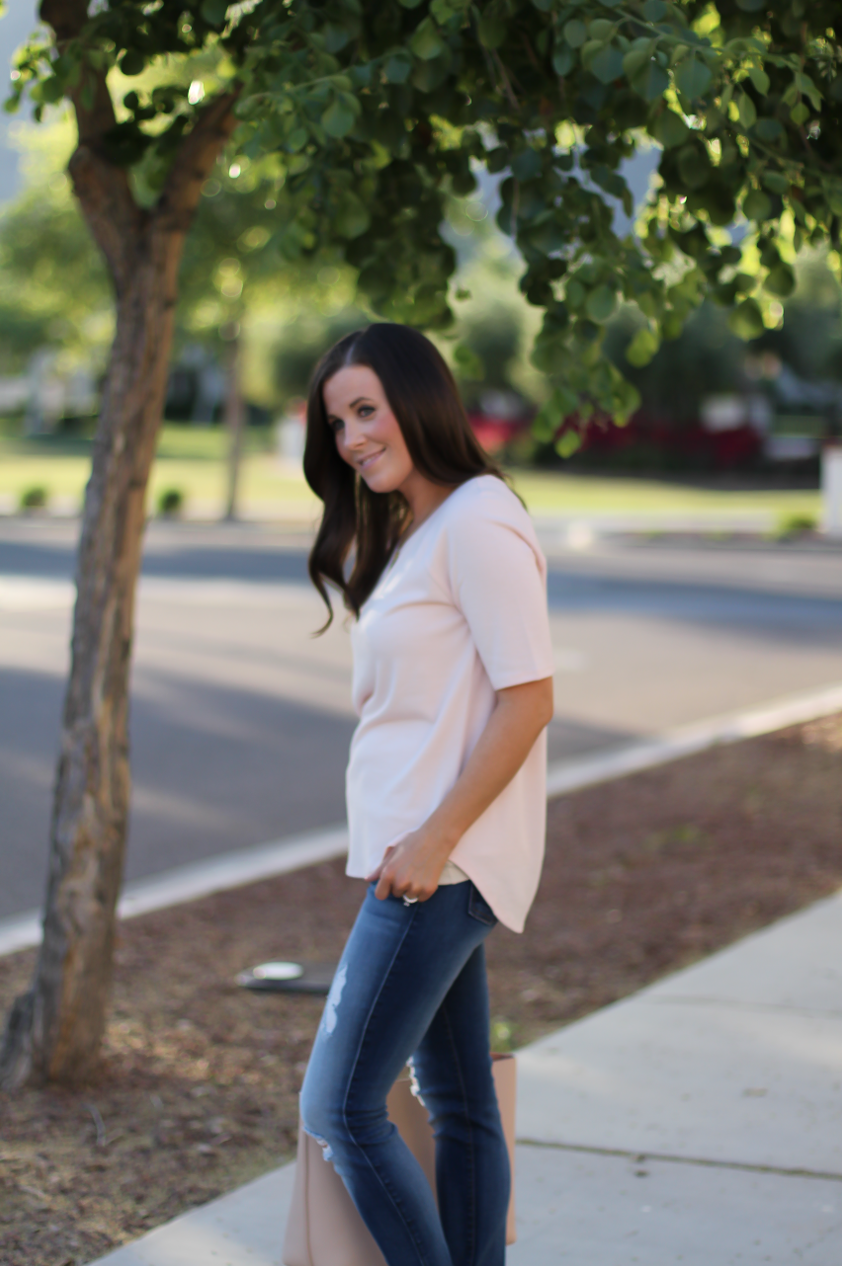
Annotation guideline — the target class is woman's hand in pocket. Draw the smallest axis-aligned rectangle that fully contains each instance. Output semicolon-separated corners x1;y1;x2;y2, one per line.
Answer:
366;827;455;903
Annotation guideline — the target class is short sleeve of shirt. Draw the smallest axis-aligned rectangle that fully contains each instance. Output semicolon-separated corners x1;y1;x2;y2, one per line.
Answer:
444;483;555;691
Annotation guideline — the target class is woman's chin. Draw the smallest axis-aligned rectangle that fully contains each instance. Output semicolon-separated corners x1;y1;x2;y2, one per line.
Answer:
360;469;399;495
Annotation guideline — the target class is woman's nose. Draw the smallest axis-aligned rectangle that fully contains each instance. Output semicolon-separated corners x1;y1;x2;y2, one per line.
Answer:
342;417;366;448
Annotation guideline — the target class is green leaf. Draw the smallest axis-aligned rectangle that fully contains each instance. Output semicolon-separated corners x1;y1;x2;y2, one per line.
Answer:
748;66;770;96
761;170;788;194
625;325;659;367
486;145;508;173
824;182;842;217
555;428;582;459
477;14;506;48
641;0;667;18
532;391;559;439
200;0;229;25
588;19;615;41
677;143;712;190
39;76;65;104
453;343;484;379
565;278;585;310
563;19;588;49
738;91;757;130
632;60;669;101
590;44;625;85
286;126;309;152
652;109;688;148
322;95;357;139
765;264;795;297
728;298;764;340
398;0;425;7
350;63;373;88
623;46;653;80
754;118;783;142
743;189;771;220
333;191;371;239
119;50;145;76
795;72;821;110
552;45;576;76
411;17;445;60
323;22;352;53
384;52;413;82
431;0;462;19
674;56;712;101
511;147;542;181
585;284;617;322
613;381;641;425
790;101;809;126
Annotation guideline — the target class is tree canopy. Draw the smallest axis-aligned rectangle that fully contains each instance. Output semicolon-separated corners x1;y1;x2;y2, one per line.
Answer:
6;1;842;449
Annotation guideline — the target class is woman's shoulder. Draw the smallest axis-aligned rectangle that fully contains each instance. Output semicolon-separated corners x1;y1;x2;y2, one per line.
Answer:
440;473;531;536
433;474;547;595
442;473;533;532
436;475;545;576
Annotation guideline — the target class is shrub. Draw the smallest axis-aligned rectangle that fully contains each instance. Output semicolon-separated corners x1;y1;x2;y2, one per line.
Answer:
157;488;184;517
19;486;48;510
775;512;818;539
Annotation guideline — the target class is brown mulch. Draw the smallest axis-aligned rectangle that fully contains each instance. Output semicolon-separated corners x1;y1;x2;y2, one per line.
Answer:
1;714;841;1266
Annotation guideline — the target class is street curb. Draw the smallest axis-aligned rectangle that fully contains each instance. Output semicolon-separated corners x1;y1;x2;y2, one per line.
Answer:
545;681;842;798
0;826;349;958
2;682;841;959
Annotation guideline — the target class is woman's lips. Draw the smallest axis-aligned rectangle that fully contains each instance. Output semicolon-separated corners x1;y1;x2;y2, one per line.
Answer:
357;448;386;470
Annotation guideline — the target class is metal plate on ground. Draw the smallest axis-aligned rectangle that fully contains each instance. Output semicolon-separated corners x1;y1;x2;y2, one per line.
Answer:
236;960;337;995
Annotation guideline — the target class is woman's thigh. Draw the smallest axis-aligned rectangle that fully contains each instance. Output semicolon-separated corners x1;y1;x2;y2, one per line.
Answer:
301;881;495;1147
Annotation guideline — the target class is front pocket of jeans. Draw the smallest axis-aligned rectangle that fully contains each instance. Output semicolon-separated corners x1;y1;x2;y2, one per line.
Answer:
468;883;497;927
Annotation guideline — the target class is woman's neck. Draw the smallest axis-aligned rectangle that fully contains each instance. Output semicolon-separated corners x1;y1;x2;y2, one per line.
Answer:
399;474;457;540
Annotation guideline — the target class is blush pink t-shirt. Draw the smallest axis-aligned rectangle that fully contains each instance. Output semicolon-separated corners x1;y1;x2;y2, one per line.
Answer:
345;474;554;933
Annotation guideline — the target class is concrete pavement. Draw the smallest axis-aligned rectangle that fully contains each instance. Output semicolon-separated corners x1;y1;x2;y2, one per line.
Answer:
89;886;842;1266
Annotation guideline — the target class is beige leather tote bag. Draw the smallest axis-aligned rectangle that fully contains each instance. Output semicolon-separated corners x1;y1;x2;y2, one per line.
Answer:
283;1053;517;1266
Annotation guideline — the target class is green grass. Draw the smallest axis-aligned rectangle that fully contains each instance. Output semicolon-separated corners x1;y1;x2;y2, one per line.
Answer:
0;423;822;521
510;469;821;518
0;425;318;513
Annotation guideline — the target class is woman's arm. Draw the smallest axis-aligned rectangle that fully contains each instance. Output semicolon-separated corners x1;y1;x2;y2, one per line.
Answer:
368;676;554;901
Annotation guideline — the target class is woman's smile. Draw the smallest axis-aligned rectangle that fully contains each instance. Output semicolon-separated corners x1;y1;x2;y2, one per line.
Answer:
356;446;386;471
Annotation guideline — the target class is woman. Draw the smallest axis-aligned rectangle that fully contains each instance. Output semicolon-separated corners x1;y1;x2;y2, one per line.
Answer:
299;323;554;1266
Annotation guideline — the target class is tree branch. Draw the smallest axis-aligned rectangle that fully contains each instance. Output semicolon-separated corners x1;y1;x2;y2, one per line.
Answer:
68;147;145;292
157;90;242;233
40;0;117;144
40;0;141;288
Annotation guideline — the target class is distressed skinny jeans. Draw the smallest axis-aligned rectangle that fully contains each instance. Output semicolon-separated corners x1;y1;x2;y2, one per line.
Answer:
299;880;509;1266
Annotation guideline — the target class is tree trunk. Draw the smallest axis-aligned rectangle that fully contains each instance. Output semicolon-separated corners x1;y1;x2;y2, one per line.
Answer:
0;220;184;1087
224;334;245;521
0;70;237;1086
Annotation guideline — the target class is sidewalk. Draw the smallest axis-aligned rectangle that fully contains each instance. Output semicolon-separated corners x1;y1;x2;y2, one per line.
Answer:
88;885;842;1265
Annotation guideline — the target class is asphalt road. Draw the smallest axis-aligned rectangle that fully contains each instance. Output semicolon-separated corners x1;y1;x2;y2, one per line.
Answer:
2;517;841;920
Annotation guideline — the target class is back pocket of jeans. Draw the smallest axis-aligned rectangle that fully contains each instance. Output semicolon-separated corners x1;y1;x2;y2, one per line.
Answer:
468;883;497;927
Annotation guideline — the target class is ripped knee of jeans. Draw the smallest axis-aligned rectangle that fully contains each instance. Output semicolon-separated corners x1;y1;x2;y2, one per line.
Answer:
301;1120;334;1163
321;962;348;1037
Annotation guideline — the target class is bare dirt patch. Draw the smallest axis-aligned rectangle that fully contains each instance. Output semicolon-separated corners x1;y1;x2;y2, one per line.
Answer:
1;715;841;1265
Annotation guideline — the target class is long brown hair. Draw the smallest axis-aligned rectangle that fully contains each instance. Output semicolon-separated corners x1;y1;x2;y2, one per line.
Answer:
304;323;503;628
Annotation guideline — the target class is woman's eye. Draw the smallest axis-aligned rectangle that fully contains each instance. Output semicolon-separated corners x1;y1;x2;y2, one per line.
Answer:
329;418;344;433
358;405;374;418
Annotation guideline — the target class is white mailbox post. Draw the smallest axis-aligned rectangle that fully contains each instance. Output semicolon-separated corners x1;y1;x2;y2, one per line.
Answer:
822;443;842;538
